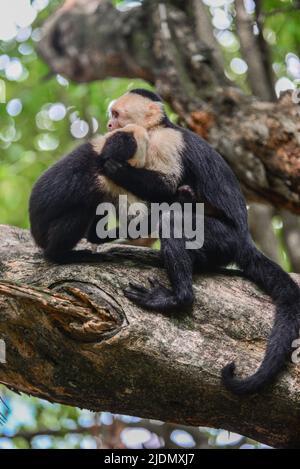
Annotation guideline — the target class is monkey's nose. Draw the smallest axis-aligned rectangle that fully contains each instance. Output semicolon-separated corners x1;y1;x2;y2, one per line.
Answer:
108;120;120;131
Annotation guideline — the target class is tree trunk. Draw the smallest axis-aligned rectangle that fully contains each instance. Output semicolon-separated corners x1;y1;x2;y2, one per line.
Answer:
37;0;300;213
235;0;276;101
248;203;282;265
0;225;300;448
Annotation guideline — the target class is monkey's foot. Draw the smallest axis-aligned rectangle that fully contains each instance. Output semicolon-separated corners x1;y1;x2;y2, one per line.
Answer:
124;278;182;312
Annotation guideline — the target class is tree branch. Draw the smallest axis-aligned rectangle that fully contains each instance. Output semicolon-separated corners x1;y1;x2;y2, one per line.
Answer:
192;0;225;75
0;224;300;448
235;0;279;263
253;0;277;100
248;203;282;265
235;0;276;101
280;209;300;272
37;0;300;214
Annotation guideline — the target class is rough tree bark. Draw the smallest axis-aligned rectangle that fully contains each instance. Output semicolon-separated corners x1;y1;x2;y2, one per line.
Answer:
0;225;300;448
37;0;300;213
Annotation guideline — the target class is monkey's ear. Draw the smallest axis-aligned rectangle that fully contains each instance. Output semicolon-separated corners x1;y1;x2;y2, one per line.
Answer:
147;101;163;116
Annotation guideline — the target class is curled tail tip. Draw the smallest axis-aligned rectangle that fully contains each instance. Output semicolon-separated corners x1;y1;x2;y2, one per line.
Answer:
221;361;241;394
221;361;236;384
222;361;236;378
221;361;258;396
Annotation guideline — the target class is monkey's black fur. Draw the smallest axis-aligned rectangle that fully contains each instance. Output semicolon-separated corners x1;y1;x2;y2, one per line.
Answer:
29;131;137;263
130;88;162;102
102;89;300;396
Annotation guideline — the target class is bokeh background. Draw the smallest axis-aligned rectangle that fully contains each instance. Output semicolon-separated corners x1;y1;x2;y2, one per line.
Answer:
0;0;299;449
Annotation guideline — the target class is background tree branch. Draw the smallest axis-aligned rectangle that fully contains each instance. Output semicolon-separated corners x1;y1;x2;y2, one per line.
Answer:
234;0;280;263
233;0;300;269
235;0;276;101
0;225;300;448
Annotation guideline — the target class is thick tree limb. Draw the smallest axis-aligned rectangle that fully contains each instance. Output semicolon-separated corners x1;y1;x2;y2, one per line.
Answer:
0;225;300;448
37;0;300;213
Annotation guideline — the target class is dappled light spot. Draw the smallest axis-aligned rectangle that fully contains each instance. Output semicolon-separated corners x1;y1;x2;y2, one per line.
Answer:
6;99;22;117
16;27;32;43
48;103;66;122
70;119;89;139
275;77;295;97
5;59;23;81
215;430;243;447
230;57;248;75
121;427;152;449
36;133;59;152
170;429;196;448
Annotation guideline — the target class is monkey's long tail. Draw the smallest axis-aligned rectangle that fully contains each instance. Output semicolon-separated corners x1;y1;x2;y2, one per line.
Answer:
222;237;300;395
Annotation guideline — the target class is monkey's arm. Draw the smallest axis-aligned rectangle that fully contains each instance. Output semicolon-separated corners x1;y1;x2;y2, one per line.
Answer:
101;160;176;203
97;131;138;168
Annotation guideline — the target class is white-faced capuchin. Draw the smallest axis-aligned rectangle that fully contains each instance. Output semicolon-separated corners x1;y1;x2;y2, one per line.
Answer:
95;88;300;396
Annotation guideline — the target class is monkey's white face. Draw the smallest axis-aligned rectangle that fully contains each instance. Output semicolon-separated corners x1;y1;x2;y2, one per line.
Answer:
107;93;164;131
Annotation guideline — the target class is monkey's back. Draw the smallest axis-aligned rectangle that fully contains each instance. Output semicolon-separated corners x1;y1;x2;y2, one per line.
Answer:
180;127;248;232
29;143;101;249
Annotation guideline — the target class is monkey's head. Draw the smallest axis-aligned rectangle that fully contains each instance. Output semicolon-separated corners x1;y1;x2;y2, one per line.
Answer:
107;89;165;131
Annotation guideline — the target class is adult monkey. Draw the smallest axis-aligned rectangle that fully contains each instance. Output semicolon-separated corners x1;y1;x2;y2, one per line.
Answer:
98;88;300;396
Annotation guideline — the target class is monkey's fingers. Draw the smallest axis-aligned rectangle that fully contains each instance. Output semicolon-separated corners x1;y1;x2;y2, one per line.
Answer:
177;185;196;202
102;159;122;176
148;277;160;288
127;282;148;293
124;286;148;304
148;277;168;291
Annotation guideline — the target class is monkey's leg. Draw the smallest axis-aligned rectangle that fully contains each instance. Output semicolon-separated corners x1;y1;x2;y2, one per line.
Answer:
124;236;196;312
87;219;156;247
124;217;237;312
44;209;106;264
86;215;119;245
87;213;157;247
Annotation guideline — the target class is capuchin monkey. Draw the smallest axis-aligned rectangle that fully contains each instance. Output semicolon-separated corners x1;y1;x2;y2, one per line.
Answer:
29;124;152;263
97;88;300;396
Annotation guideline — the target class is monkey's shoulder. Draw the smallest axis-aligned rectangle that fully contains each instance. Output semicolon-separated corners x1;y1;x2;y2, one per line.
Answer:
146;127;184;177
148;126;184;153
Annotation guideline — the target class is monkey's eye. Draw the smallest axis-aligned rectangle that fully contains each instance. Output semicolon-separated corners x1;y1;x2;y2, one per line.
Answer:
112;110;119;118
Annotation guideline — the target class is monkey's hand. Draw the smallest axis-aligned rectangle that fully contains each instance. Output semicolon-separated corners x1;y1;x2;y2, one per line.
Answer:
177;185;196;203
101;158;129;178
124;278;190;312
98;131;137;170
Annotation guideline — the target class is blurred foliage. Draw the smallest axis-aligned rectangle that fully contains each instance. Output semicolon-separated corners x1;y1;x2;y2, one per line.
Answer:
264;0;300;54
0;0;299;449
215;0;300;91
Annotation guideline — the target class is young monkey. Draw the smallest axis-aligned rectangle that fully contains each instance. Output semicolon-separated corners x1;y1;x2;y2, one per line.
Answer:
99;88;300;397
